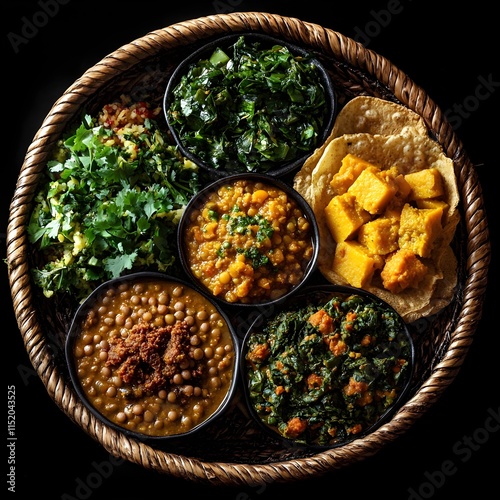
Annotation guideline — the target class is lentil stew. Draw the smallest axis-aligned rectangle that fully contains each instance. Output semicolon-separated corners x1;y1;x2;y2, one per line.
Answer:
66;273;238;439
179;173;319;305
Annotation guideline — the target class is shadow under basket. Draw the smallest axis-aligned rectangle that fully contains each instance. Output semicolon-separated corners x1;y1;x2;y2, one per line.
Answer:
6;12;490;487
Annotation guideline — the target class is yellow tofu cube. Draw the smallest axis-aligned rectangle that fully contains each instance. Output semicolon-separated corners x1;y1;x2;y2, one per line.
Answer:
393;173;413;200
398;204;443;258
348;168;397;215
357;217;400;255
416;198;449;218
380;248;429;293
404;168;445;200
376;168;410;218
332;240;379;288
378;165;398;182
384;199;404;219
324;193;371;242
329;154;379;195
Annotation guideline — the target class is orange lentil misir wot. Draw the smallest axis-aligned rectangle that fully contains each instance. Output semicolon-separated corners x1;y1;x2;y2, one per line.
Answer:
182;178;315;304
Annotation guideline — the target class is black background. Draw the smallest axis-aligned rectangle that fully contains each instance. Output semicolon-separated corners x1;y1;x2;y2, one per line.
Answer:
3;1;498;499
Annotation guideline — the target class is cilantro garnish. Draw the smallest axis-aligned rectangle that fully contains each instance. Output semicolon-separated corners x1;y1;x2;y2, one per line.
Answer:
227;213;274;242
224;211;275;269
236;247;270;269
27;103;200;301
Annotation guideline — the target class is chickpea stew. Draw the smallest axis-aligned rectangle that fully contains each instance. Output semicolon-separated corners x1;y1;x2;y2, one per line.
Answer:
66;273;238;438
180;174;318;305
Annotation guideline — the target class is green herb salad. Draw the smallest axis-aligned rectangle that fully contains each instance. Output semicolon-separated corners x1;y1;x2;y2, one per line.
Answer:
243;288;413;447
27;97;200;301
166;35;332;173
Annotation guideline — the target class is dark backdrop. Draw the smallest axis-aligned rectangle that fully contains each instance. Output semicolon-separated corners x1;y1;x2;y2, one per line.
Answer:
4;1;498;499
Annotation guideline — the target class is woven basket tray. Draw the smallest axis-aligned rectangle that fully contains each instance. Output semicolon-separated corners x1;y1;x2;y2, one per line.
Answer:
7;12;491;486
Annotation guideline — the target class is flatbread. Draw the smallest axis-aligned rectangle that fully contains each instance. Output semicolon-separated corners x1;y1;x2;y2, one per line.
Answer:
311;132;459;223
329;95;429;137
294;97;460;322
294;96;429;202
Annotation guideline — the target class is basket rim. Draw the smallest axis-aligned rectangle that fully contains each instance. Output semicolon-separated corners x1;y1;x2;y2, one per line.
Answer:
6;11;491;486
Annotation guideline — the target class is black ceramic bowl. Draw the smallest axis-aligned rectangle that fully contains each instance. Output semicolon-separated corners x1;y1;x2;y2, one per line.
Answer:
65;272;239;443
164;32;337;178
177;172;320;309
240;284;415;450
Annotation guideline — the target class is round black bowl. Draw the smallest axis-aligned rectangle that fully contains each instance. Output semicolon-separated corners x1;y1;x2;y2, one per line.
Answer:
65;271;240;444
240;284;415;450
164;32;337;178
177;172;320;310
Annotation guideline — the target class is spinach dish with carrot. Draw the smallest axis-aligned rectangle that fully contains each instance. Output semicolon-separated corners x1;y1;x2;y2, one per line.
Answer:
28;97;200;301
166;35;330;173
244;291;412;446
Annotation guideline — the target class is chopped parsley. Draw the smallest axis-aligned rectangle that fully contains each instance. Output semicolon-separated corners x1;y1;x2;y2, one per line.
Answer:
216;210;275;269
237;247;270;269
27;102;200;301
227;213;274;242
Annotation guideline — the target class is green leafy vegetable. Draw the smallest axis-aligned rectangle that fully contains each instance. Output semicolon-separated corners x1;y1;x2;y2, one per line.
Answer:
245;293;411;446
167;36;329;172
27;101;200;301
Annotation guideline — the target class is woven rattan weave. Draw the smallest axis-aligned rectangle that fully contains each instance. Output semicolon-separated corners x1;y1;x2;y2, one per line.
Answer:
6;12;490;486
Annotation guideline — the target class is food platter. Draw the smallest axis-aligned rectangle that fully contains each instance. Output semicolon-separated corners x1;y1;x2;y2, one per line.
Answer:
6;12;490;486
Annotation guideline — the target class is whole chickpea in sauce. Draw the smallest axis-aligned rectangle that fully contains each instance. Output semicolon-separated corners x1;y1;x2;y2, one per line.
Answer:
68;275;237;438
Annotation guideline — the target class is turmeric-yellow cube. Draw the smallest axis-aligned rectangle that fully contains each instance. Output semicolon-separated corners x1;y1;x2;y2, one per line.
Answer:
329;154;379;195
348;168;397;215
404;168;445;200
384;198;405;219
392;172;413;200
380;248;428;293
377;168;411;217
398;204;443;258
416;198;449;218
324;193;371;242
357;217;400;255
332;240;379;288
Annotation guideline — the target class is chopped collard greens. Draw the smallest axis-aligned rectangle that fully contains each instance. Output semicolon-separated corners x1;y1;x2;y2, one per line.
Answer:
27;98;200;301
244;291;412;447
167;35;329;173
